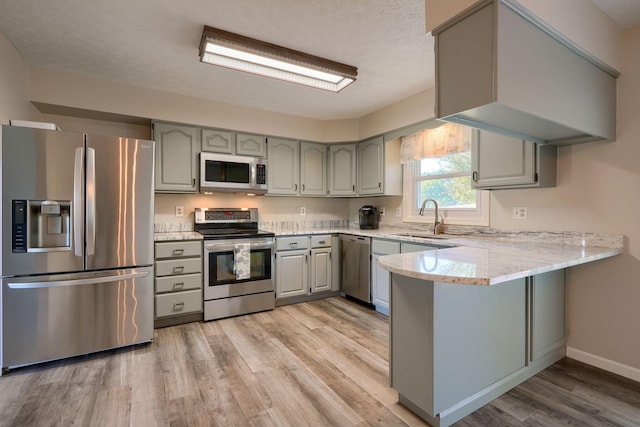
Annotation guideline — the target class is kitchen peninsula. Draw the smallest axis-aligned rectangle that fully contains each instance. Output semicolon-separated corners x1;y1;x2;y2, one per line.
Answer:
377;232;623;427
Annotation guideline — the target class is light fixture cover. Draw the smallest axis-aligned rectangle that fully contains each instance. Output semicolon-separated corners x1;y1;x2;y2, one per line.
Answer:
199;26;357;92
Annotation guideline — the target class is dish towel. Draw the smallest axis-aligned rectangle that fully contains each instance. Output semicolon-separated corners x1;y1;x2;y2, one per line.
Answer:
234;243;251;280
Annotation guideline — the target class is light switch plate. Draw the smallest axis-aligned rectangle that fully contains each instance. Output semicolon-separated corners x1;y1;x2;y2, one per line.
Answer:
175;205;184;217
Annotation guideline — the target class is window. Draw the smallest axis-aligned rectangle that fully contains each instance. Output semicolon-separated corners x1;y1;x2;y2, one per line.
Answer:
401;128;489;226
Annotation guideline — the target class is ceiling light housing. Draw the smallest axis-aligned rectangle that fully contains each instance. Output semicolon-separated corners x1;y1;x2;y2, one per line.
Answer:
199;26;358;92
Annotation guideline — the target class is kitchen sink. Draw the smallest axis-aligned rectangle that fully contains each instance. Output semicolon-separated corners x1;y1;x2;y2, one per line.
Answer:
388;232;455;240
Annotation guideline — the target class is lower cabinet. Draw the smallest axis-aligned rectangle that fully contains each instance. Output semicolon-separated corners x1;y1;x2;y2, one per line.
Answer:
372;239;439;316
154;240;203;327
275;234;338;303
371;239;400;315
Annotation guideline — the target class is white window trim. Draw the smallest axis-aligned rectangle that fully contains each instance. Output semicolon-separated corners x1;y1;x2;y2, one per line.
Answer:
402;162;490;226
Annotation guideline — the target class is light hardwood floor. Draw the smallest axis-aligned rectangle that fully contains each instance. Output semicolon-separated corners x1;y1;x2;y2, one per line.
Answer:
1;297;639;426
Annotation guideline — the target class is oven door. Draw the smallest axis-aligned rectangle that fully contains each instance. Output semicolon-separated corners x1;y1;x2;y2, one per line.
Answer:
203;238;274;300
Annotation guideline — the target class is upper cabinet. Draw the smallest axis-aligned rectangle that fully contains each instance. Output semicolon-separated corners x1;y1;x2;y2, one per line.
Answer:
153;122;200;193
300;142;328;196
433;0;618;145
267;137;300;195
471;129;556;189
328;143;357;196
237;133;267;157
201;128;235;154
357;136;402;196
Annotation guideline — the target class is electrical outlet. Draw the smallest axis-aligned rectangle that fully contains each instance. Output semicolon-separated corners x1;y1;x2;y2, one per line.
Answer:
300;207;306;216
396;207;401;217
512;207;528;220
380;207;385;216
175;205;184;217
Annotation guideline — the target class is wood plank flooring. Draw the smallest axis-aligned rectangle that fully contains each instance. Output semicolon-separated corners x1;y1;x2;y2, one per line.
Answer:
1;297;639;426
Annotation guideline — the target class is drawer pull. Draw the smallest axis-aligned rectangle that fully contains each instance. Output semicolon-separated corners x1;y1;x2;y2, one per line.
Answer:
173;282;185;288
290;242;298;246
172;249;184;255
173;302;185;310
173;266;184;273
318;240;326;245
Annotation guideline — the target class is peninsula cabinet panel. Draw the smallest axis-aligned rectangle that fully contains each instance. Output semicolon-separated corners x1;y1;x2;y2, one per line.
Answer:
328;143;357;196
201;128;235;154
300;142;328;196
389;269;567;426
154;122;200;192
237;133;267;157
530;269;566;361
267;137;299;195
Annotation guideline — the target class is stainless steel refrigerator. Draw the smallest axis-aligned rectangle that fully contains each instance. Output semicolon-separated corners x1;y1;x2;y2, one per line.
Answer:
0;125;155;372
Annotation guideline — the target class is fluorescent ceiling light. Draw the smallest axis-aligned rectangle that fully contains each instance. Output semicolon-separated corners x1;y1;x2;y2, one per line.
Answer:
199;26;358;92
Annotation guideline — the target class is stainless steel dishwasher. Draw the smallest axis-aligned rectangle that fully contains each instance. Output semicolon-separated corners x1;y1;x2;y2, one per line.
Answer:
340;235;371;303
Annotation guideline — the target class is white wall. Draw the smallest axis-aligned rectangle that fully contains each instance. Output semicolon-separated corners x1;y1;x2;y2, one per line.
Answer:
0;32;40;124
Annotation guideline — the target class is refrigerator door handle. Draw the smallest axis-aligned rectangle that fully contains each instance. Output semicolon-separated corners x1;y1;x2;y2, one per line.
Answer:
73;147;84;257
7;270;150;289
86;147;96;256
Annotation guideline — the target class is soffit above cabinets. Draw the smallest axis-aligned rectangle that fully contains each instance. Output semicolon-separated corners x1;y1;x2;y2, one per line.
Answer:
433;0;618;145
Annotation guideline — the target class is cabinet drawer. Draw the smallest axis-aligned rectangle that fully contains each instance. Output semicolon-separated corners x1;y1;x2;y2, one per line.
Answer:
156;258;202;277
156;290;202;318
156;273;202;293
155;241;202;259
310;235;332;248
276;236;309;251
372;239;401;254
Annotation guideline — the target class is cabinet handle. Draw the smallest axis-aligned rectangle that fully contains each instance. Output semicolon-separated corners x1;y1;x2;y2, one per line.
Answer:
172;249;184;255
173;282;185;288
472;171;478;182
295;183;298;191
378;182;382;189
302;184;305;191
290;242;298;247
192;178;196;187
173;302;185;310
352;185;355;192
173;266;184;273
318;240;326;245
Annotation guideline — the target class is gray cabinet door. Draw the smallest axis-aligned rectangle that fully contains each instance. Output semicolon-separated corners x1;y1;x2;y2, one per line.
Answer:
201;128;235;154
276;249;308;298
154;122;200;192
267;137;299;195
358;136;384;195
371;239;401;315
328;143;357;196
237;133;267;157
471;129;536;188
310;247;332;293
530;270;566;361
300;142;327;196
472;129;557;189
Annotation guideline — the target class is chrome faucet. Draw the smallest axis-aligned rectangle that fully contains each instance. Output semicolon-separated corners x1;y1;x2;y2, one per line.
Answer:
419;198;444;235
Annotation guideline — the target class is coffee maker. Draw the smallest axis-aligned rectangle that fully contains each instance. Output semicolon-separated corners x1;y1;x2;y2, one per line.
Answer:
359;205;379;229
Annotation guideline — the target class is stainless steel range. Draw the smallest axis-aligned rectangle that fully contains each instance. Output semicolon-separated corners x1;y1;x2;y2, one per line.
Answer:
195;208;275;321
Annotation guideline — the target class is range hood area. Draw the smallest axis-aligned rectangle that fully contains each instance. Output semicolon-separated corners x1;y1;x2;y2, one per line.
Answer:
432;0;619;145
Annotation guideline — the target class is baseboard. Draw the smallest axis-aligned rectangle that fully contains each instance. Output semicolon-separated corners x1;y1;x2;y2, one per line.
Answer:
566;347;640;383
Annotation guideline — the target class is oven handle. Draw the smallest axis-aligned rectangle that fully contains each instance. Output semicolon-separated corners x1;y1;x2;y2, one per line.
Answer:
204;240;274;253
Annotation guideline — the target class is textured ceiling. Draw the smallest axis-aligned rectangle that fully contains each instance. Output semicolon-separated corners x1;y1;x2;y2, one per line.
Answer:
592;0;640;29
0;1;637;121
0;0;433;120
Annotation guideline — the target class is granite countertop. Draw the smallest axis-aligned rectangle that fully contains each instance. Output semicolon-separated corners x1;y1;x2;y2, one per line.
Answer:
153;226;623;286
271;226;623;286
375;232;623;286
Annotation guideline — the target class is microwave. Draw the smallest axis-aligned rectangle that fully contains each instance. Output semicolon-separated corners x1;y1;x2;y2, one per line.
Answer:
200;153;267;194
